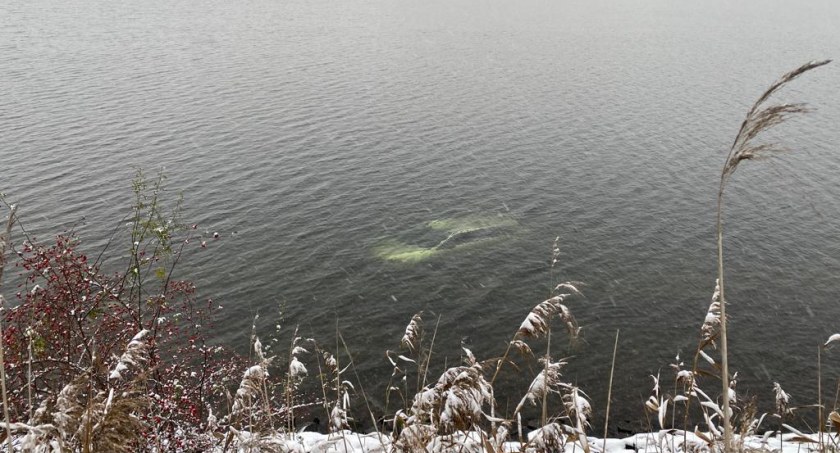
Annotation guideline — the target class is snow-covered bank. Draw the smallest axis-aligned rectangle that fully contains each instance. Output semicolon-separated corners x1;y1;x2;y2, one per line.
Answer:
217;428;834;453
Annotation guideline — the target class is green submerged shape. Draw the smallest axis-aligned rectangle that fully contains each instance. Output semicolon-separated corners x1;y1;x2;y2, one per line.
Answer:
373;214;519;263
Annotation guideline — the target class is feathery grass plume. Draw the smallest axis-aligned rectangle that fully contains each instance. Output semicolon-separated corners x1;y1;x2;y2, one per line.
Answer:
509;339;533;358
491;274;582;387
436;366;493;431
645;373;668;430
319;347;355;433
773;382;791;416
223;336;287;453
553;281;584;297
79;390;148;453
15;422;66;452
714;59;831;450
394;423;435;452
108;329;150;381
289;356;307;380
438;372;493;431
733;398;767;452
323;350;338;372
551;236;561;268
13;396;65;451
829;411;840;433
676;369;695;389
700;280;722;349
401;312;423;353
283;332;312;434
461;345;476;367
740;409;765;441
728;372;738;405
332;380;355;433
563;387;592;453
82;329;150;451
824;333;840;349
233;365;267;412
527;422;570;451
563;387;592;428
230;336;273;425
515;359;568;414
518;294;579;340
723;60;832;181
564;386;592;450
488;422;511;452
50;376;90;442
407;364;493;433
330;402;349;432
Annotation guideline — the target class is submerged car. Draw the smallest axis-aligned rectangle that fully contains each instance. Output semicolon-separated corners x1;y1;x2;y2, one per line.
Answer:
373;215;519;263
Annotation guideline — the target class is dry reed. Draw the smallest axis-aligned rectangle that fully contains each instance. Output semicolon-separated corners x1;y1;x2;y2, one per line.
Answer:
715;59;831;450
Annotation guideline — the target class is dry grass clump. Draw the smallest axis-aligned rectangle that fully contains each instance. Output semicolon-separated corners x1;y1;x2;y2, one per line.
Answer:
412;363;493;432
387;241;591;453
8;330;151;452
228;337;273;430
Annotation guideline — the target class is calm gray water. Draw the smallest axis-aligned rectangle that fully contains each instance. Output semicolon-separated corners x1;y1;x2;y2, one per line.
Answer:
3;0;840;433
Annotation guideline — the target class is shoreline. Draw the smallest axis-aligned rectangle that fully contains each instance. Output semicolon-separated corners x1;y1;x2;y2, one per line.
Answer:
207;428;832;452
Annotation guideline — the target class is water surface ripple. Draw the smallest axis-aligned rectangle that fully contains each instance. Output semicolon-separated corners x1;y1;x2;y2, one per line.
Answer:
3;0;840;433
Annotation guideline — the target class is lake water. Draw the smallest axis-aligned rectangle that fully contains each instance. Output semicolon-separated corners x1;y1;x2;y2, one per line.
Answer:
3;0;840;434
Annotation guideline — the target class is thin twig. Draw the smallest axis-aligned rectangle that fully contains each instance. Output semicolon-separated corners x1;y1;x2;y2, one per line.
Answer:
420;314;442;390
819;345;824;452
604;329;620;452
337;330;388;449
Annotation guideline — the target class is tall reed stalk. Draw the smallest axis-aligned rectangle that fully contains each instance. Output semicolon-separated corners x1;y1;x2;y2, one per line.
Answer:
603;329;619;452
715;59;831;450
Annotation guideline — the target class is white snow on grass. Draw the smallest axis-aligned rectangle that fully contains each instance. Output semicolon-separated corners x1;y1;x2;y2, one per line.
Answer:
211;428;838;453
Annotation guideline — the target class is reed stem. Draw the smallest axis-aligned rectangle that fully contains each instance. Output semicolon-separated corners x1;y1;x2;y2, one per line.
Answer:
603;329;619;453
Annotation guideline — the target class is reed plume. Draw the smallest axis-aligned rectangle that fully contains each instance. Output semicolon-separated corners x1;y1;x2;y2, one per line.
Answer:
108;329;150;381
230;335;273;428
401;312;422;353
773;382;791;416
518;294;579;340
528;422;568;451
714;59;831;450
514;359;568;414
700;279;722;349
